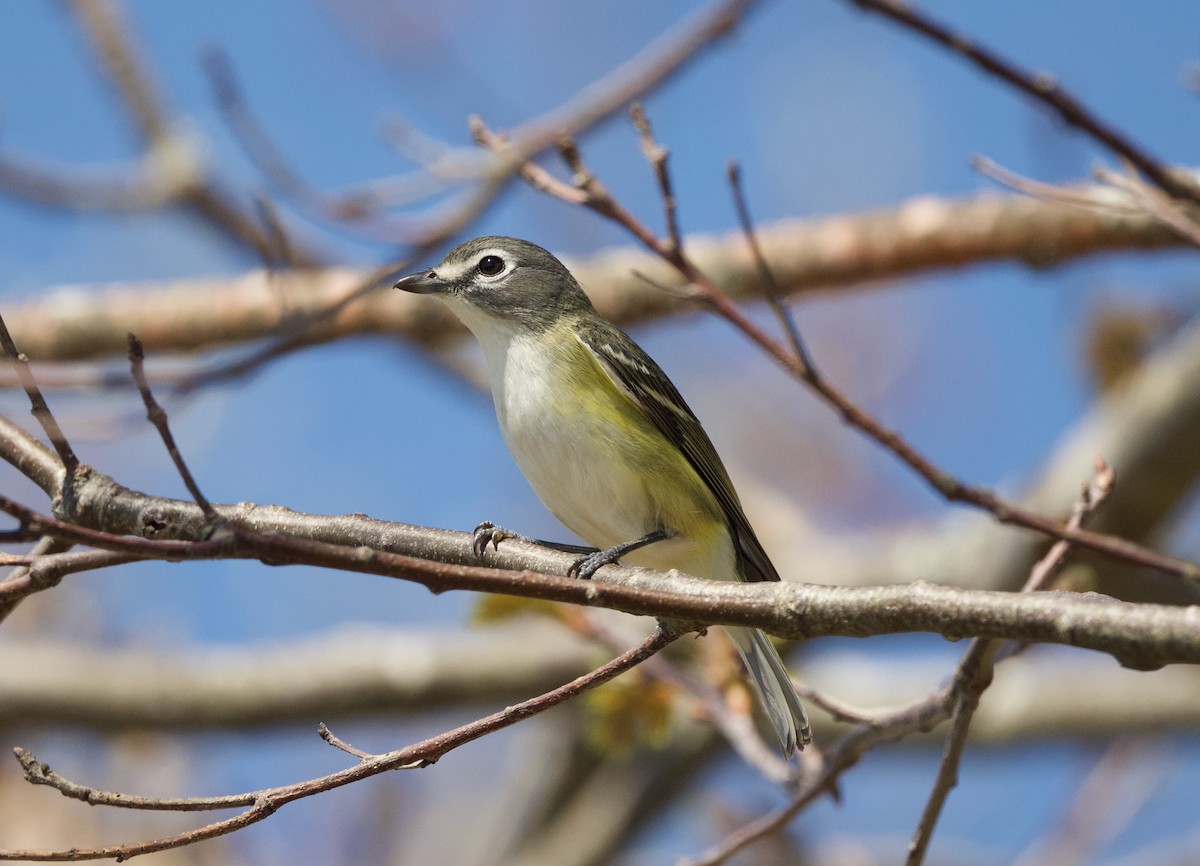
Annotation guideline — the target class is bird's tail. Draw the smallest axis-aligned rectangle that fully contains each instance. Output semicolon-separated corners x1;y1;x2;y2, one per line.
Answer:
727;626;811;756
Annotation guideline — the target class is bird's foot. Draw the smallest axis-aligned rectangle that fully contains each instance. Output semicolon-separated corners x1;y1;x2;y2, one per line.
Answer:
471;521;536;557
567;548;619;581
567;527;672;580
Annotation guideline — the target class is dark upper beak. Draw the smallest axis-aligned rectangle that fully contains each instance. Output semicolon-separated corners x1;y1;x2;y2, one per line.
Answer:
393;270;448;294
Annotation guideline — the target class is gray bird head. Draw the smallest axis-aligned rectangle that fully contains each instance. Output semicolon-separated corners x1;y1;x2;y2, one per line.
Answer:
394;237;594;332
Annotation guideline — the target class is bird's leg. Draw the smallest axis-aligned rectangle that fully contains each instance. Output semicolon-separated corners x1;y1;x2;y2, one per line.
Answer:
472;521;598;558
568;527;672;580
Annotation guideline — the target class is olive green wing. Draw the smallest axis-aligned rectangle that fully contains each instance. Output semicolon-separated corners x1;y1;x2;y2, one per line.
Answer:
573;318;781;584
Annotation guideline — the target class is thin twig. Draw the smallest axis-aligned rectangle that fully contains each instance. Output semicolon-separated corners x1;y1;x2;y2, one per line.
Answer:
726;160;814;372
0;548;140;605
1027;458;1116;593
67;0;170;143
974;155;1200;250
684;721;903;866
127;334;216;519
317;723;374;761
848;0;1200;207
200;0;759;246
792;684;890;727
168;260;401;397
469;120;587;205
201;47;425;241
576;611;794;784
972;156;1143;214
482;128;1200;583
0;625;679;861
1093;165;1200;249
696;464;1115;866
0;315;77;474
252;195;301;269
903;462;1113;866
903;641;999;866
0;536;76;624
630;104;682;253
64;0;321;265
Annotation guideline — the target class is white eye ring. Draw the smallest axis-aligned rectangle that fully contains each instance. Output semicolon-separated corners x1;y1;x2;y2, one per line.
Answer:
476;254;507;278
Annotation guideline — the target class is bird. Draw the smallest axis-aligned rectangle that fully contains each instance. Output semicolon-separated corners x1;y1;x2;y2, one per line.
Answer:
395;236;810;755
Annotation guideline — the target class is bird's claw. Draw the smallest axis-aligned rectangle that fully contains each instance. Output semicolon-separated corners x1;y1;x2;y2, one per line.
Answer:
472;521;507;557
471;521;532;557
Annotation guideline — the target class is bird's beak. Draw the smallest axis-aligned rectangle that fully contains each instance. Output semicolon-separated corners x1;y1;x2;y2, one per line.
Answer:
393;270;448;295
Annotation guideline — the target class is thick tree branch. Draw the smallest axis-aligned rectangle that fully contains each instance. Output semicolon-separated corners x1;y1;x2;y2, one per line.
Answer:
0;386;1193;671
7;630;1200;739
0;623;600;730
0;183;1183;364
0;478;1198;669
0;624;679;862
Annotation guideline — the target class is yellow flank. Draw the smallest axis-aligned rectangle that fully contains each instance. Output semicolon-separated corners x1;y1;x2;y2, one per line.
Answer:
499;324;733;582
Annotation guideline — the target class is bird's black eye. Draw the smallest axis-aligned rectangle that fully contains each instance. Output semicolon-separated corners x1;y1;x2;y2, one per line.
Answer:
477;255;505;277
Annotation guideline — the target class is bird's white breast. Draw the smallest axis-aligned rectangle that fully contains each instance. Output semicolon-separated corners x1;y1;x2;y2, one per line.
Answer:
482;328;657;549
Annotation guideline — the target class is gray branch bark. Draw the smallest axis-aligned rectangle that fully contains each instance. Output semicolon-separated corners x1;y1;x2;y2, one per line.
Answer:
0;413;1197;671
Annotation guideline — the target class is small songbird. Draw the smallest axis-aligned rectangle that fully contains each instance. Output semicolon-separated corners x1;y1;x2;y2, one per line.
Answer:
395;237;810;754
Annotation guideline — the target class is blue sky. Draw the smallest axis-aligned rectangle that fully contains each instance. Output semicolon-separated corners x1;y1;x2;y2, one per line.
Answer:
2;0;1198;862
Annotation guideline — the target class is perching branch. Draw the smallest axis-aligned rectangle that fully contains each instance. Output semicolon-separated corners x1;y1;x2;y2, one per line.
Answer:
0;320;1191;672
2;479;1199;670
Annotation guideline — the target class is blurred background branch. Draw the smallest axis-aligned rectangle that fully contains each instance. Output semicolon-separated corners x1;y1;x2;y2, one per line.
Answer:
1;0;1198;863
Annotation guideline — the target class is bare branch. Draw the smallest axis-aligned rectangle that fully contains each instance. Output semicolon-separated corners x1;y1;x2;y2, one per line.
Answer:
0;183;1184;365
0;536;75;624
7;628;1200;738
0;547;138;606
696;463;1115;866
47;0;324;265
725;160;814;371
1094;165;1200;248
190;0;760;248
629;104;682;253
0;475;1197;668
0;624;679;861
0;315;76;475
495;130;1200;583
904;646;998;866
0;621;605;729
848;0;1200;207
126;333;215;517
0;142;202;212
761;313;1200;596
317;724;378;761
904;464;1112;865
